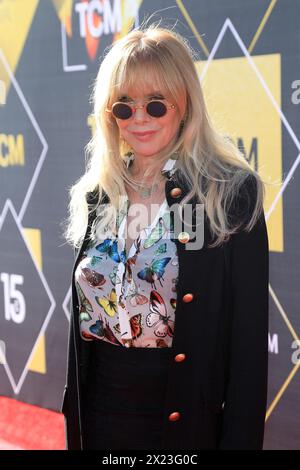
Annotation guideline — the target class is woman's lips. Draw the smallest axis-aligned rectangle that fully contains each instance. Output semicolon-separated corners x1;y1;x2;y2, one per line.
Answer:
132;130;158;141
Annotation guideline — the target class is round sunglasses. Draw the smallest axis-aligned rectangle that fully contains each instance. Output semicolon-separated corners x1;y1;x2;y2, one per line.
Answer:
105;99;176;120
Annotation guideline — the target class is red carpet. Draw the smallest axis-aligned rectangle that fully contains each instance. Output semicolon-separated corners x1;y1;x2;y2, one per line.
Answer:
0;396;65;450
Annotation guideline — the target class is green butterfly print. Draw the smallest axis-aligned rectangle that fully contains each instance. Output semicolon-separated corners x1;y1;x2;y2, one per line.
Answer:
109;265;121;286
144;212;173;249
91;255;103;266
155;243;167;255
116;198;130;231
80;311;92;322
76;283;93;322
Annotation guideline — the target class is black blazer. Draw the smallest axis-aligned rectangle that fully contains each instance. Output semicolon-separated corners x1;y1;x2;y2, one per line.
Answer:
61;169;269;450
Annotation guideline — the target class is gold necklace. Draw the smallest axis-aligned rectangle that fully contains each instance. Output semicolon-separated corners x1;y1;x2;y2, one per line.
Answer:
128;168;165;199
124;151;178;199
129;177;164;199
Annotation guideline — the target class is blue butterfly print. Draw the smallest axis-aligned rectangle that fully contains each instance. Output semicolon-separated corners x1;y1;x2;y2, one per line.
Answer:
89;316;105;338
95;239;126;263
137;257;171;289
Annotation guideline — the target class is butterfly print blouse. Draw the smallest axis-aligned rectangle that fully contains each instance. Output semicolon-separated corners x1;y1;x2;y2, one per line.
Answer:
74;155;179;348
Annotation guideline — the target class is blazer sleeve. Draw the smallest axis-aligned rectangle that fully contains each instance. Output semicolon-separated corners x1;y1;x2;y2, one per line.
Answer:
219;175;269;449
61;245;82;450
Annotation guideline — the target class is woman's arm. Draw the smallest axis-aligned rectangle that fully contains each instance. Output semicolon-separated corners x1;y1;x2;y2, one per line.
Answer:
219;175;269;449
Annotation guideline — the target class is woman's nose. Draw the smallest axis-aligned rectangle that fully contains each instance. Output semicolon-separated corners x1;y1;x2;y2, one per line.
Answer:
133;105;150;122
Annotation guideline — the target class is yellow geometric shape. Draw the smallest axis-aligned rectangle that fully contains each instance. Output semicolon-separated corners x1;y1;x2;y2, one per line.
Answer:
0;79;5;104
51;0;73;36
176;0;209;57
114;0;144;41
177;0;277;58
248;0;278;54
87;114;96;137
23;228;42;271
266;360;300;422
0;0;39;95
28;334;47;374
196;54;283;252
23;228;46;374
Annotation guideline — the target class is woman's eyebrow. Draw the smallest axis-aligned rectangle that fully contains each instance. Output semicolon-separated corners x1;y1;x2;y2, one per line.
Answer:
118;92;165;100
145;91;165;97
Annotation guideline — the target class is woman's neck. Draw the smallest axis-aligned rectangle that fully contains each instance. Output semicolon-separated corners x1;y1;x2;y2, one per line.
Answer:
129;153;162;179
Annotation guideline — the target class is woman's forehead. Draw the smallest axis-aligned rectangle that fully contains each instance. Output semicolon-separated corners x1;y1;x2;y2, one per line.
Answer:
117;81;169;98
119;87;165;97
116;71;167;97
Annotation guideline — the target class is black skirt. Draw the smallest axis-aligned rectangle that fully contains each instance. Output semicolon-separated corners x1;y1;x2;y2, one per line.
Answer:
81;339;174;450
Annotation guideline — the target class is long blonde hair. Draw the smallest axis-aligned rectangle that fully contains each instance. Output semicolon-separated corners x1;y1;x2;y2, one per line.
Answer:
63;23;269;249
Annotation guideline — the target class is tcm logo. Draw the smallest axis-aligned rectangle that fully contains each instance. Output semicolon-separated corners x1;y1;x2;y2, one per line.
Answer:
75;0;122;38
0;81;24;167
269;333;279;354
61;0;139;70
0;134;25;167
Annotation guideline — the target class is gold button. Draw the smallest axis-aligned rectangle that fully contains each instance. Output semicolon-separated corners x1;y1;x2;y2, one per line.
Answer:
182;293;194;303
170;187;182;198
178;231;190;244
168;411;181;422
174;353;186;363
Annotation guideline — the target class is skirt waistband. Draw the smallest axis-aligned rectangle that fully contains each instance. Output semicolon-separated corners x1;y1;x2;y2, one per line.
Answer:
90;338;174;365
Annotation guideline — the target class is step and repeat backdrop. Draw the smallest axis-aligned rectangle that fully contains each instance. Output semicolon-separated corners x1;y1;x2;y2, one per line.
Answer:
0;0;299;449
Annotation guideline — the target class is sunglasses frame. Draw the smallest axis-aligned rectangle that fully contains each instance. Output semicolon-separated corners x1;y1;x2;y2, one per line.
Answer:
105;99;176;120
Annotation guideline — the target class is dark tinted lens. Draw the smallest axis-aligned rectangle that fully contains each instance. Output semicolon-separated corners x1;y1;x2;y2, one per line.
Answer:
112;103;132;119
147;101;167;117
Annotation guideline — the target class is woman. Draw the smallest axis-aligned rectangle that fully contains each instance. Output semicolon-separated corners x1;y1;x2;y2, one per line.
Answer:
61;24;269;450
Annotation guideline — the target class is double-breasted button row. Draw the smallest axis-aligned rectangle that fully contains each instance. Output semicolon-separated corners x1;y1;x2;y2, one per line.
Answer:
168;186;190;425
169;350;186;421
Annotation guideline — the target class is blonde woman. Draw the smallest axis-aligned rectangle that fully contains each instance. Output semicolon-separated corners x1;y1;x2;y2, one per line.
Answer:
61;24;269;450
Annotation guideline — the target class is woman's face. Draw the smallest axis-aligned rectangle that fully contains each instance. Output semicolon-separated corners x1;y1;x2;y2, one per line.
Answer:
114;86;184;158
